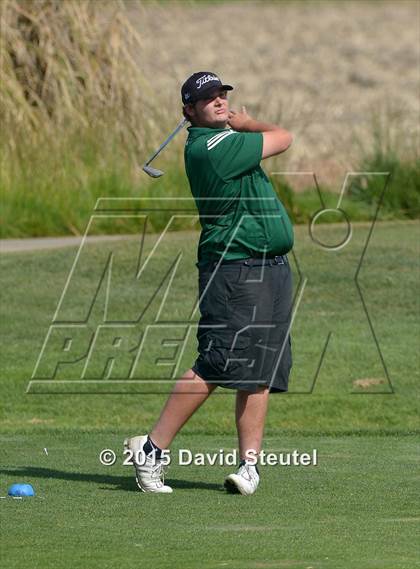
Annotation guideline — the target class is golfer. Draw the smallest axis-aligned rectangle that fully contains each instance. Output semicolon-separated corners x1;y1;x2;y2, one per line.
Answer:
125;71;294;495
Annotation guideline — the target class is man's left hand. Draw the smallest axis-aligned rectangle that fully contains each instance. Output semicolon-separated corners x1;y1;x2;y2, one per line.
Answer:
228;106;253;131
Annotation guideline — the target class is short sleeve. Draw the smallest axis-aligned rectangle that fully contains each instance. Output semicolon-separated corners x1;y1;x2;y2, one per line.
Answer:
207;130;263;181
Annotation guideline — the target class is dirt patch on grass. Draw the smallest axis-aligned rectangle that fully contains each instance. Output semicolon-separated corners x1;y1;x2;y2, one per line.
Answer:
353;378;386;388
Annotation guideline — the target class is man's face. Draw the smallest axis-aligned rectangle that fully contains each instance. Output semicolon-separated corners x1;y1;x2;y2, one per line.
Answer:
186;88;229;128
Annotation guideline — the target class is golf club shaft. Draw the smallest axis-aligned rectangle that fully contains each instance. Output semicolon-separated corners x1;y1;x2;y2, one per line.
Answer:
144;118;188;167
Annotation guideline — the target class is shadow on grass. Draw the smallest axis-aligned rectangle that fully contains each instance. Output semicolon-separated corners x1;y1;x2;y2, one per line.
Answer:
0;466;223;492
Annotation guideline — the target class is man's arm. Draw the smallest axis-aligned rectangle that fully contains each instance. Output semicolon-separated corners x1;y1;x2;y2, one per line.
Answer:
228;107;292;159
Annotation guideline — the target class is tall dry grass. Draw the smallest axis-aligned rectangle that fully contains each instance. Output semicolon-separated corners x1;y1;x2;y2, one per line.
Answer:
0;0;169;152
0;0;182;236
0;0;418;237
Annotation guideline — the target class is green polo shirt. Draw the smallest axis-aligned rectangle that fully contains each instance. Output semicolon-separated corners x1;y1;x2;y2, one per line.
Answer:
184;126;294;266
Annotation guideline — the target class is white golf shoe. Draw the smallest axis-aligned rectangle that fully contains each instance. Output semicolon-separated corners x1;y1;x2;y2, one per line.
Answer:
124;435;173;493
224;461;260;495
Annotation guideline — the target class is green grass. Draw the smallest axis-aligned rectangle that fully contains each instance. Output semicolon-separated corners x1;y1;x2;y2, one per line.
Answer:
1;431;419;569
1;158;417;237
1;132;418;237
1;220;419;568
348;119;420;220
0;221;419;432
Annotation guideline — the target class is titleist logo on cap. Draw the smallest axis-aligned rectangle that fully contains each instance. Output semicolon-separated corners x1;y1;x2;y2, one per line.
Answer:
181;71;233;104
196;74;219;89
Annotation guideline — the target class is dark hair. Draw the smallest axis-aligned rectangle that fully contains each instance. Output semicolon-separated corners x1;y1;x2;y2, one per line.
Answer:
183;103;197;125
182;106;190;121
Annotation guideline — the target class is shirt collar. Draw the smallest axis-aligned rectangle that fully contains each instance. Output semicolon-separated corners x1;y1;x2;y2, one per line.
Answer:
187;126;230;141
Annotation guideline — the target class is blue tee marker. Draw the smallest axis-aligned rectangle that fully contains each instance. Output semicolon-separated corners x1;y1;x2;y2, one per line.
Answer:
8;483;35;497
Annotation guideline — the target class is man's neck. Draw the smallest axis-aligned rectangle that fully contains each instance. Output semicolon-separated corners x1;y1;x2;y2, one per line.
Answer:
192;120;228;129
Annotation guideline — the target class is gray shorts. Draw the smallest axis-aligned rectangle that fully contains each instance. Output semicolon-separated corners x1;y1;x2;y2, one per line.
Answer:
192;255;293;393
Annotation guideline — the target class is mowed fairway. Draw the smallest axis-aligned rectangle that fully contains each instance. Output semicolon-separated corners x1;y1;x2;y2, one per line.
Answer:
0;432;419;569
1;221;419;568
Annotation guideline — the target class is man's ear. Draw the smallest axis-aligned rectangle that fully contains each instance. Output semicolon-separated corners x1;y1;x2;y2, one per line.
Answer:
183;104;195;122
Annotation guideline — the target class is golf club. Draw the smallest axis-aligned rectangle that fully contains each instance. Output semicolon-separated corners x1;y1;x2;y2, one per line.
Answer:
142;118;188;178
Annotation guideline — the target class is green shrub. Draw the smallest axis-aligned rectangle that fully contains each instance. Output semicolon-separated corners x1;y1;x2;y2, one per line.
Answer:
348;155;420;219
348;110;420;219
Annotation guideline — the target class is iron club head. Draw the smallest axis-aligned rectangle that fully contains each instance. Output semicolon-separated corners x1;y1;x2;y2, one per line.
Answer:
141;118;187;179
142;165;164;178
